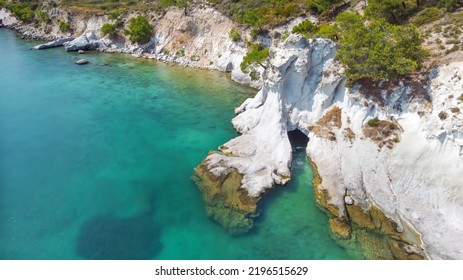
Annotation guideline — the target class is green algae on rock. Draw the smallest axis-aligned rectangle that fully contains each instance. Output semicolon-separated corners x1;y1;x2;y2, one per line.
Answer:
194;156;259;235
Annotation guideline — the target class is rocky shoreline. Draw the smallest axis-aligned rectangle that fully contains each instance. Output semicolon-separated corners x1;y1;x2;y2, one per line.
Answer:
0;6;265;88
2;5;463;260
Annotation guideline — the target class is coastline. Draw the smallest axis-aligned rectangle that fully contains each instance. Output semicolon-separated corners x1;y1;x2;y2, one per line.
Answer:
0;6;263;89
3;4;463;260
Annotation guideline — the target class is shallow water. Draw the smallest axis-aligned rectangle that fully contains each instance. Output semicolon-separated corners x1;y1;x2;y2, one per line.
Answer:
0;29;361;259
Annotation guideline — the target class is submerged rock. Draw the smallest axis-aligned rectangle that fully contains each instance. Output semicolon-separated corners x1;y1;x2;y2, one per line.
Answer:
76;214;163;260
75;59;89;65
64;31;101;52
31;38;74;50
193;159;258;235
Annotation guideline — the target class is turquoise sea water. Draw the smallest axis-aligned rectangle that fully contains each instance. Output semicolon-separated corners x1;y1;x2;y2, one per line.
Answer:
0;29;360;259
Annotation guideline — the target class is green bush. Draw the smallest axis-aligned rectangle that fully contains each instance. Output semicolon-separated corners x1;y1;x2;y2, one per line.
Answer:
229;28;241;42
36;10;50;23
440;0;463;12
123;15;152;44
101;23;117;36
59;21;71;32
240;43;269;81
315;24;337;40
6;3;35;23
365;0;412;24
411;7;445;26
292;19;318;37
459;94;463;101
108;10;121;20
335;12;423;82
307;0;342;15
176;49;185;57
241;10;262;29
367;117;380;127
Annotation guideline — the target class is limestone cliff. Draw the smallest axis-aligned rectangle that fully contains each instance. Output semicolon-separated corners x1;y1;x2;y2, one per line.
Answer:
0;6;258;87
195;34;463;259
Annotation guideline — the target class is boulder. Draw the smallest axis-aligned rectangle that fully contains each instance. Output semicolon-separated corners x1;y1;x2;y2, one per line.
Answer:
64;31;101;52
75;59;89;65
32;38;74;50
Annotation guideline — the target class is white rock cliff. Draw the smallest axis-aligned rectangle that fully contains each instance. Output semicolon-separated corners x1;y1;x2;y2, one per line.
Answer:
199;34;463;259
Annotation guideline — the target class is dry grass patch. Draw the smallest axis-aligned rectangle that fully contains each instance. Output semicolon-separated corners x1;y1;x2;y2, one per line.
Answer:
363;118;402;149
308;106;342;141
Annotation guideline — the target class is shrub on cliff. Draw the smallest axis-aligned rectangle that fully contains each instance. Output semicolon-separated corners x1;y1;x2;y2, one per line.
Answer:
316;24;337;40
4;2;35;23
101;23;118;37
335;12;423;82
212;0;307;29
240;43;269;81
365;0;412;24
292;19;318;37
307;0;342;15
59;21;71;32
123;15;152;44
229;28;241;42
36;10;50;23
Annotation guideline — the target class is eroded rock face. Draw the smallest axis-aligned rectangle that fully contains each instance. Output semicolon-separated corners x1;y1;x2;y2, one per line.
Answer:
196;33;463;259
307;63;463;259
194;35;338;233
64;31;102;51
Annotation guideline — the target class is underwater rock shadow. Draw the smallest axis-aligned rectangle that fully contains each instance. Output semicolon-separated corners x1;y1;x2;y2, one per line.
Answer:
76;212;163;260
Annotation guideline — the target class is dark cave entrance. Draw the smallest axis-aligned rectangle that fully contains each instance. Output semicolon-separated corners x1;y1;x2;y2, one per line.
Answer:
287;129;309;149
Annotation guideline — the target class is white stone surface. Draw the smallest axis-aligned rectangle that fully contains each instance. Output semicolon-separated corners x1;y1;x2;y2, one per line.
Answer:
202;35;337;196
209;34;463;259
64;31;102;51
0;8;18;26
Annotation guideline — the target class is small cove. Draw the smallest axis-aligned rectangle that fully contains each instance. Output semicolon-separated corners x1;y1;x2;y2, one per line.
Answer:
0;29;361;259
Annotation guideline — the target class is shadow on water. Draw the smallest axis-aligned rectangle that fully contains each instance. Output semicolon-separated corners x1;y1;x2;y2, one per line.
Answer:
249;129;310;235
76;204;163;259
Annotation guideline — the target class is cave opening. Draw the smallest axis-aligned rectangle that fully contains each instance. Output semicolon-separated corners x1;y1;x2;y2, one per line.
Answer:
287;129;309;149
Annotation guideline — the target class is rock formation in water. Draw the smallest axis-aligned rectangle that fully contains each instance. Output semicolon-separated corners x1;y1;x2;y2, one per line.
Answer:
63;31;102;51
194;34;463;259
32;37;74;50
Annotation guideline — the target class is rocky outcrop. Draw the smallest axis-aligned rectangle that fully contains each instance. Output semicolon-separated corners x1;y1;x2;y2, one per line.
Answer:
64;31;102;51
195;33;463;259
32;38;74;50
75;59;89;65
0;8;18;27
194;35;338;233
193;161;258;235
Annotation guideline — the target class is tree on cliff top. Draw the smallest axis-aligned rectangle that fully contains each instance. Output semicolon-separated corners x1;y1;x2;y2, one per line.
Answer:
123;15;152;44
335;12;424;82
240;43;270;81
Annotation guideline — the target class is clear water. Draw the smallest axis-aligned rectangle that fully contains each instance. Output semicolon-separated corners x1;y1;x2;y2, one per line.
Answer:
0;29;360;259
